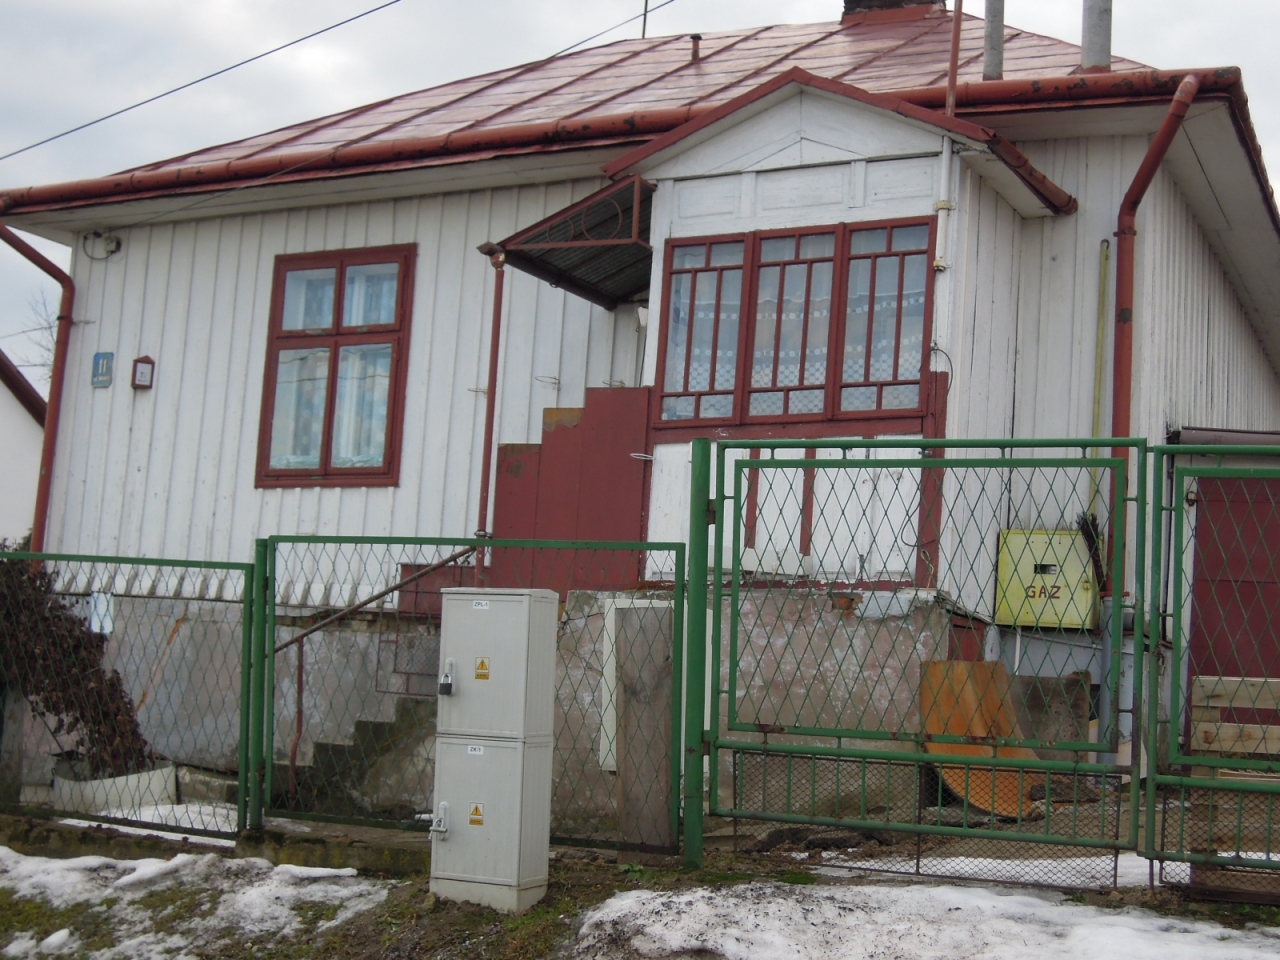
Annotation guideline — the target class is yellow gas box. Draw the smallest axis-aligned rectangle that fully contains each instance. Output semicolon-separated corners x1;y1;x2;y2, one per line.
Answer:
994;530;1098;630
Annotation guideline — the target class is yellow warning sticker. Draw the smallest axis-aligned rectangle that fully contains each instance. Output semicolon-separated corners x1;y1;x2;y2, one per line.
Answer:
474;657;490;680
469;803;484;826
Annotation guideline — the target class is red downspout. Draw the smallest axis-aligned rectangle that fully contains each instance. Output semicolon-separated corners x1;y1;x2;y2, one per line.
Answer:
0;224;73;552
1111;73;1200;445
475;246;506;583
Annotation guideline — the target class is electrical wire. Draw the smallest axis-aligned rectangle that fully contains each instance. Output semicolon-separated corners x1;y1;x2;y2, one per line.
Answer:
0;0;406;165
550;0;679;57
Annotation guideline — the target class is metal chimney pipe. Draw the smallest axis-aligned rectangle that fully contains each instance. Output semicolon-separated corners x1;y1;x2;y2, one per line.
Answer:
1081;0;1112;73
983;0;1004;81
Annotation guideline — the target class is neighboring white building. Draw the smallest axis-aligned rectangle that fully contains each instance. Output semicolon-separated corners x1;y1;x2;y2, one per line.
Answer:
0;348;45;544
0;1;1278;565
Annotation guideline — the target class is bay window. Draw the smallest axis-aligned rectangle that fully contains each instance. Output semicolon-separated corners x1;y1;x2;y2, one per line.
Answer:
656;219;933;428
257;245;414;487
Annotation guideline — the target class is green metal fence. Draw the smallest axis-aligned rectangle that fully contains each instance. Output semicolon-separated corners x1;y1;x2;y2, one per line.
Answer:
262;536;685;853
685;438;1148;888
1144;445;1280;898
0;552;254;840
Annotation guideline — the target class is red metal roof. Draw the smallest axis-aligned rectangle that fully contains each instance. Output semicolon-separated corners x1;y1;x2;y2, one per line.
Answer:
0;8;1163;214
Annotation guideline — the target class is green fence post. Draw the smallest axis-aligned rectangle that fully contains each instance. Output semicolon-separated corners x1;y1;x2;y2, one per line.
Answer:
685;438;712;869
248;538;268;831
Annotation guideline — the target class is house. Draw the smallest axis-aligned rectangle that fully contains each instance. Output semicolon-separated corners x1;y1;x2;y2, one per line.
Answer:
0;347;45;543
2;0;1278;568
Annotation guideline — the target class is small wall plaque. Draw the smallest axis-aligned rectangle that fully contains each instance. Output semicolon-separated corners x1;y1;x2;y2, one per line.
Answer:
131;356;155;390
91;352;114;388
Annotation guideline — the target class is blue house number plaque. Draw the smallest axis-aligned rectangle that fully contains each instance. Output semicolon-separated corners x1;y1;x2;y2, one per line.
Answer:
91;352;114;388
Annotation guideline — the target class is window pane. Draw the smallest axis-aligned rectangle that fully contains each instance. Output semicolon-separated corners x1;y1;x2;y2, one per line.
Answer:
891;224;930;251
699;395;733;418
843;259;871;382
331;343;392;468
664;273;693;392
760;236;795;262
282;269;336;330
869;258;900;381
661;395;695;420
883;384;920;409
789;389;824;414
805;261;832;386
709;242;744;266
749;391;783;417
270;347;329;469
799;233;835;259
672;245;705;269
897;254;928;379
715;270;742;391
776;263;807;387
841;386;877;411
689;272;717;391
752;265;780;387
343;262;399;327
849;228;888;254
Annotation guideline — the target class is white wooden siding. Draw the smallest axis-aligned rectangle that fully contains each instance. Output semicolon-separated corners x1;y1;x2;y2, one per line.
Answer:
1135;167;1280;438
48;180;644;562
0;382;42;543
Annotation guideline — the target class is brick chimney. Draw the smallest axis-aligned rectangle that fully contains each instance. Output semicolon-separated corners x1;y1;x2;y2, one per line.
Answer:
843;0;938;12
842;0;944;24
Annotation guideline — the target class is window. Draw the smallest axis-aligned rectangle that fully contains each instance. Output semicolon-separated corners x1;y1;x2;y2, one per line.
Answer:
257;245;415;487
656;220;933;427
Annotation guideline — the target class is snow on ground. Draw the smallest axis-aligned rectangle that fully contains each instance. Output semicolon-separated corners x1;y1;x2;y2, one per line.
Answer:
0;846;389;958
574;882;1280;960
813;850;1155;888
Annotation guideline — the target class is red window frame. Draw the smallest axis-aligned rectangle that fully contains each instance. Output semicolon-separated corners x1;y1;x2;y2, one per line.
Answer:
652;217;935;433
256;244;416;488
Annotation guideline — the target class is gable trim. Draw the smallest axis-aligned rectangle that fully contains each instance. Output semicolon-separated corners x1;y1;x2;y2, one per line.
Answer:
603;67;1077;215
0;347;46;427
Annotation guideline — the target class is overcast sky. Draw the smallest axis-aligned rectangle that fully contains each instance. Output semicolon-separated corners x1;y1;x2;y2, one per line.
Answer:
2;0;1277;394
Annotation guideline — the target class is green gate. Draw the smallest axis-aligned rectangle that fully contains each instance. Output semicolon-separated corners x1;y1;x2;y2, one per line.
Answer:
1145;444;1280;898
261;536;684;853
686;438;1147;887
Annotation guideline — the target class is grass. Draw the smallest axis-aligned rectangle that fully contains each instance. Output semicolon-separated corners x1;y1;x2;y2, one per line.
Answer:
0;889;119;955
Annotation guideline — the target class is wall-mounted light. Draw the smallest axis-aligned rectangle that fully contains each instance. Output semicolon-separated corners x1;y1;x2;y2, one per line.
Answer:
131;356;155;390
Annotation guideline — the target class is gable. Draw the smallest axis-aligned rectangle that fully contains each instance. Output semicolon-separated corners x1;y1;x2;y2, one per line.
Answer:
639;88;948;181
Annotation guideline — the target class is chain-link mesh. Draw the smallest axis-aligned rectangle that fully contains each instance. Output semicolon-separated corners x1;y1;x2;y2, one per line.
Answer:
0;553;251;839
266;538;683;852
1146;448;1280;898
706;441;1143;888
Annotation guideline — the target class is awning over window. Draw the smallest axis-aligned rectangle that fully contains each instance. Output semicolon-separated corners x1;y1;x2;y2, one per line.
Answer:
497;175;654;311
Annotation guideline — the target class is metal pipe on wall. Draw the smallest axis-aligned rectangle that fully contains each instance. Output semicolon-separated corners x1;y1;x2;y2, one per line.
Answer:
983;0;1004;81
474;244;507;579
1111;73;1201;447
1082;0;1112;73
0;223;74;552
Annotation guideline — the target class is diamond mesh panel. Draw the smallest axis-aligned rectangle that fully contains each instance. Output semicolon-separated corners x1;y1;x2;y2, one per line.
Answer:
267;539;682;851
1146;453;1280;895
0;553;251;838
706;441;1142;888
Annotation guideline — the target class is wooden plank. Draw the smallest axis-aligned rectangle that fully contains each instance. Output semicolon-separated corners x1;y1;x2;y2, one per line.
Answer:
1192;721;1280;755
1192;677;1280;711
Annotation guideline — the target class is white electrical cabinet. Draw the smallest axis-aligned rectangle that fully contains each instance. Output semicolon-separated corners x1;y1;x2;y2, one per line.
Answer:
430;588;557;914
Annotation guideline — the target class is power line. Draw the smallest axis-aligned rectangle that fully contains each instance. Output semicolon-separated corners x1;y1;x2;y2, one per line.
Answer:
0;0;406;165
550;0;679;58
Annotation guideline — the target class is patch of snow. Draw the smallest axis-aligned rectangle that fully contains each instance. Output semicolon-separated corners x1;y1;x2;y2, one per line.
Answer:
56;818;236;850
102;802;238;835
35;929;70;953
574;882;1280;960
0;846;389;958
814;850;1155;888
